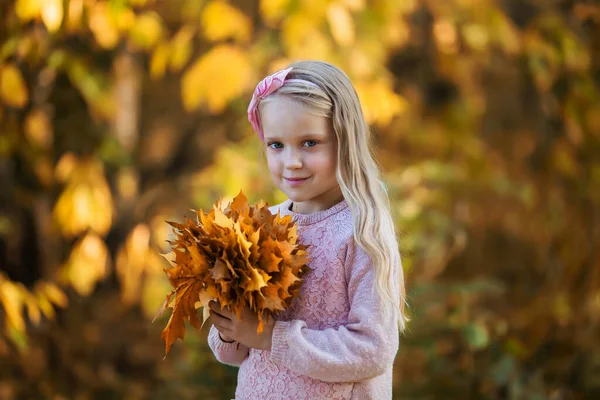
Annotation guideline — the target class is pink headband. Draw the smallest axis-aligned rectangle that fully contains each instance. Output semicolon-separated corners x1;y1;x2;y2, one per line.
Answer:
247;67;319;140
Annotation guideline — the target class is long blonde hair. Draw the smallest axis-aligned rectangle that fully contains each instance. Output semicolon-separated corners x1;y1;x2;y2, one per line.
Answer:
259;60;407;330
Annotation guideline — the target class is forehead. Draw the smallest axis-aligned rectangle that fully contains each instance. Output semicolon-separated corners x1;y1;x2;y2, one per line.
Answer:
260;96;331;138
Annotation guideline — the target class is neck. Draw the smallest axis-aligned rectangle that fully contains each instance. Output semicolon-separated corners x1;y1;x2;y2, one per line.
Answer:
290;186;344;214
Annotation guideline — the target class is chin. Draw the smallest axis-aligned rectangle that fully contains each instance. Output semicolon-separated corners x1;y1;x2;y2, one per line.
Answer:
282;193;307;202
279;189;311;203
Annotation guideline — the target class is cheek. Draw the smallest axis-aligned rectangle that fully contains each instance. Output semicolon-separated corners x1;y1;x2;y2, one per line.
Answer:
321;148;338;175
265;153;281;176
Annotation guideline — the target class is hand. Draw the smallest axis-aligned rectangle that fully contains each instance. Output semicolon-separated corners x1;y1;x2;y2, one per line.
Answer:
209;301;274;351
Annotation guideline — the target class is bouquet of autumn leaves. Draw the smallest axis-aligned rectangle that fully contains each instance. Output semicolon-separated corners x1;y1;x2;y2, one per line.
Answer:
154;191;309;355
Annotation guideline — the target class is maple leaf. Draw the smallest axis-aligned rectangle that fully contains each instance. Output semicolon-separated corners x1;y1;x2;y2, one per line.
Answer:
154;190;309;355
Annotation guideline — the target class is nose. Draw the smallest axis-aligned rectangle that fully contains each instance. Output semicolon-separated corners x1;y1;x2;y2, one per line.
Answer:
283;147;302;170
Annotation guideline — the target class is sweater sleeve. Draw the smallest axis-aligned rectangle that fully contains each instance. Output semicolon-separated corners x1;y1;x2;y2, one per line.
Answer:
268;240;400;383
208;324;250;367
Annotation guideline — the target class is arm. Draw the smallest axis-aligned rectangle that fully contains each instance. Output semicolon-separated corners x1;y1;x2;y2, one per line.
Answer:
269;241;401;382
207;324;250;367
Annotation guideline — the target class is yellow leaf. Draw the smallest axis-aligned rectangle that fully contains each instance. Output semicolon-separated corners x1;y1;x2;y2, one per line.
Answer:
37;293;55;319
53;157;113;237
66;0;84;31
0;280;25;331
181;45;253;113
342;0;365;11
198;290;215;328
24;109;52;149
64;232;110;296
213;206;234;229
354;79;408;125
150;42;170;80
327;3;355;47
242;266;269;292
462;23;489;52
169;26;194;72
24;294;41;325
201;1;252;43
260;0;290;27
0;64;29;108
41;0;64;33
129;11;164;50
234;222;253;260
116;224;151;305
259;284;285;311
55;152;77;182
40;282;68;308
114;9;136;32
89;3;120;49
282;15;333;60
15;0;42;22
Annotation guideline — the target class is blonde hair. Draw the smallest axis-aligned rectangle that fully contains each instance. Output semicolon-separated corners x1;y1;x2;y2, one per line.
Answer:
258;60;407;331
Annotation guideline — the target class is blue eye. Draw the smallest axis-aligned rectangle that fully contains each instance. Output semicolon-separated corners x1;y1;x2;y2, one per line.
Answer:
268;142;283;149
304;140;317;147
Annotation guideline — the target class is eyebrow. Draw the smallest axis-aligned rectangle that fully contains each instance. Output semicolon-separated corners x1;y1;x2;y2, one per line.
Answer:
263;132;329;141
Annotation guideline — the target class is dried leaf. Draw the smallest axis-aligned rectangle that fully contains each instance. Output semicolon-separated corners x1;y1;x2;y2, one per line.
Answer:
156;190;309;355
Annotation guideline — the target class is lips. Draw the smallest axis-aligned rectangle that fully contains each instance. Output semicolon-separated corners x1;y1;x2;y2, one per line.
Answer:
283;176;310;186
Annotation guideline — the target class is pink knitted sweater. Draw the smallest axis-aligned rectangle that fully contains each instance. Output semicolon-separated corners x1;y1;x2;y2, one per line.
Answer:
208;199;400;400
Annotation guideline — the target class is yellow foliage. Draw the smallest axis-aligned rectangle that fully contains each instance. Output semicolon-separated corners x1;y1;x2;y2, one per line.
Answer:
0;274;67;338
355;79;408;125
63;232;110;296
0;64;29;108
342;0;365;11
462;24;490;52
0;278;25;332
299;0;330;20
52;155;113;238
382;18;410;49
282;14;334;61
260;0;291;27
15;0;42;22
24;109;52;149
41;0;64;33
327;2;355;47
38;282;68;309
89;3;120;49
116;224;165;306
181;45;253;113
169;26;195;72
150;41;170;80
201;1;252;43
128;11;164;50
66;0;84;31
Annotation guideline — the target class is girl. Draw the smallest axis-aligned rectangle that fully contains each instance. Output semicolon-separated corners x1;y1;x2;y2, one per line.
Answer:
208;60;407;400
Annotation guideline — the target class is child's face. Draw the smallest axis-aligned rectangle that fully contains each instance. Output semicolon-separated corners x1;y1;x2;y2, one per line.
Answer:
260;96;342;213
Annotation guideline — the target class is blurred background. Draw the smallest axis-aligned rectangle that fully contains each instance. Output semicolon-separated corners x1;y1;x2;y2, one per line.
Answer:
0;0;599;399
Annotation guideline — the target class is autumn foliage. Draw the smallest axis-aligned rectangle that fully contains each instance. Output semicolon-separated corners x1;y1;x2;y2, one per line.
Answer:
154;191;309;355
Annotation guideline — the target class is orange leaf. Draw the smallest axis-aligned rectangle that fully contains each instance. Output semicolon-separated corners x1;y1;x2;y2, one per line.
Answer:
156;191;310;356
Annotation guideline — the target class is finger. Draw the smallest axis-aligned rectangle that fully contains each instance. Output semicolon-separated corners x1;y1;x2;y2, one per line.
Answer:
209;304;231;320
209;301;234;319
213;321;233;337
216;305;234;319
210;309;232;330
208;300;222;312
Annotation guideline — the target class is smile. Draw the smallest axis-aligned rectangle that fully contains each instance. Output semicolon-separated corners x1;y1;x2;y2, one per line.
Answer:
284;177;310;186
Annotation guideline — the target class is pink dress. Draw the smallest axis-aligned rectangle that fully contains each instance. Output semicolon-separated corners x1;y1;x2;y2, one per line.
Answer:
208;199;401;399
